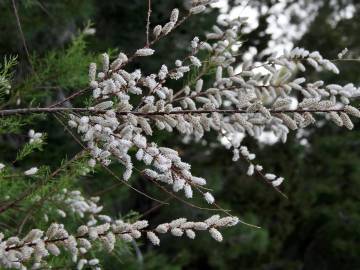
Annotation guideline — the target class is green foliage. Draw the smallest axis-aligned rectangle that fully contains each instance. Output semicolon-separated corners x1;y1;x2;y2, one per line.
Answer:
36;28;93;89
0;55;17;102
0;114;46;134
16;134;46;161
16;30;95;105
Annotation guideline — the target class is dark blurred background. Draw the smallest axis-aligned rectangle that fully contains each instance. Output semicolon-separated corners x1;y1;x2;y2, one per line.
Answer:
1;0;360;269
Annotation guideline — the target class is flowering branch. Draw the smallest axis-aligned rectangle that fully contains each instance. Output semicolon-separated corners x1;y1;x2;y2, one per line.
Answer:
1;106;359;117
1;215;239;269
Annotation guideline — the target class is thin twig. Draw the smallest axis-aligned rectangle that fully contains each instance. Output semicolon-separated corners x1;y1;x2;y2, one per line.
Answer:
145;0;152;47
221;131;288;199
48;87;89;108
246;156;288;199
35;0;54;20
11;0;34;72
103;166;169;206
139;196;173;218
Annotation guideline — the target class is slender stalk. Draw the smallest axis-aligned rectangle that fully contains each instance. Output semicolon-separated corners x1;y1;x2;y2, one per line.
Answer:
145;0;152;47
48;87;89;108
11;0;34;72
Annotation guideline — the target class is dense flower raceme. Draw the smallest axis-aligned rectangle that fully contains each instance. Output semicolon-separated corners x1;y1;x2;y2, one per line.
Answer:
70;10;360;200
66;0;360;264
1;0;360;268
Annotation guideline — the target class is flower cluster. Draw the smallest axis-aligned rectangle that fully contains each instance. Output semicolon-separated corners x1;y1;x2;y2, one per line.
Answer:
44;189;106;225
61;4;360;266
28;130;43;144
70;9;360;203
232;145;284;188
24;167;38;176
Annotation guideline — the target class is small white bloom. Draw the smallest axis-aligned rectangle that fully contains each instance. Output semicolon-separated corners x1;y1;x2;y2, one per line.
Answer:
46;243;61;256
340;112;354;130
171;228;184;237
190;5;206;14
162;22;175;35
193;222;208;230
247;164;254;176
155;224;169;234
24;167;38;176
265;173;276;180
170;8;179;23
209;227;223;242
88;159;96;168
28;129;35;138
338;48;348;59
175;60;182;67
184;184;193;198
77;259;88;270
190;56;202;67
135;48;155;57
190;176;206;185
272;177;284;187
120;233;133;242
28;129;43;144
101;53;110;73
57;209;67;218
204;192;215;204
147;231;160;245
345;105;360;118
84;27;96;35
89;258;99;266
131;220;149;230
153;25;162;38
185;229;196;239
89;63;96;81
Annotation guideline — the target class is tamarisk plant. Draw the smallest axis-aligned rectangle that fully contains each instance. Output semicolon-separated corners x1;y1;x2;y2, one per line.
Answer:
1;0;360;269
